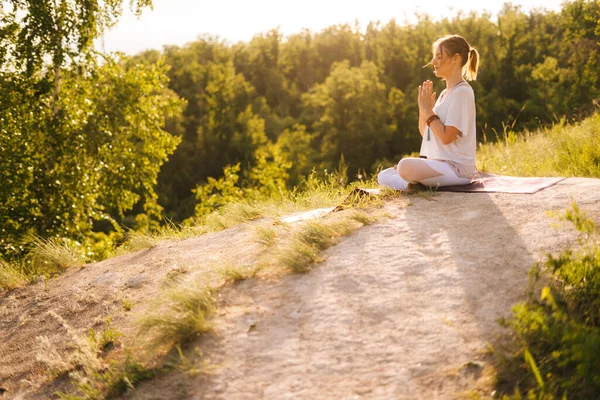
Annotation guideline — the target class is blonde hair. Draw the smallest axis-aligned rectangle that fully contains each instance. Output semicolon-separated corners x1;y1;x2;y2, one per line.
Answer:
430;34;480;81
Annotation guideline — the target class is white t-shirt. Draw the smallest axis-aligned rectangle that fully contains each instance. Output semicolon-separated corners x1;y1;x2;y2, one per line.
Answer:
419;82;476;167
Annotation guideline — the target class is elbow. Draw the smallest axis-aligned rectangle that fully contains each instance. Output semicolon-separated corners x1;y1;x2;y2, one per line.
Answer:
441;129;458;145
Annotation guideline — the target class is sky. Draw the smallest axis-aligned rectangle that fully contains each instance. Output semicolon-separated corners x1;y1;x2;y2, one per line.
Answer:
100;0;566;55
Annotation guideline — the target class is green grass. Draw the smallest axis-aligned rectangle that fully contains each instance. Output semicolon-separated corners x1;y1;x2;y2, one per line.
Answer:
26;236;85;269
56;353;163;400
276;210;379;273
168;345;211;376
1;237;85;291
217;264;260;283
478;113;600;178
250;223;278;247
88;317;123;352
201;201;265;230
346;209;382;225
115;222;204;254
277;239;322;274
138;279;217;345
0;258;26;290
100;354;162;399
121;298;134;311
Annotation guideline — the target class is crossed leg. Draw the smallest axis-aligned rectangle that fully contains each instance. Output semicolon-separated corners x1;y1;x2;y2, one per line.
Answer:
377;157;472;190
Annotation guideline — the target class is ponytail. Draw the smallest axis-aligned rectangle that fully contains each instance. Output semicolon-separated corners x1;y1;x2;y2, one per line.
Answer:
465;47;479;81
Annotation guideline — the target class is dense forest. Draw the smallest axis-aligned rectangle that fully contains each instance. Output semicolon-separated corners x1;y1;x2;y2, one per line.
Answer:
0;0;599;261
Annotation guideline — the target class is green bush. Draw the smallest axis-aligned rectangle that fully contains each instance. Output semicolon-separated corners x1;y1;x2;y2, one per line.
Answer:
502;202;600;399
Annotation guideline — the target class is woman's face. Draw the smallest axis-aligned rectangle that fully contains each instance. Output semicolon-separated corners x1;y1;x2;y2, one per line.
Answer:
432;46;448;78
432;46;457;79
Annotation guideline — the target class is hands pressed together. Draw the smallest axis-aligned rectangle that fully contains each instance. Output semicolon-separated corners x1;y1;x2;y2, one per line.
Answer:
418;80;436;115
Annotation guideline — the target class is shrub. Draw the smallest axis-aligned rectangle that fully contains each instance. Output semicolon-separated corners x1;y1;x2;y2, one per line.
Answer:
502;202;600;398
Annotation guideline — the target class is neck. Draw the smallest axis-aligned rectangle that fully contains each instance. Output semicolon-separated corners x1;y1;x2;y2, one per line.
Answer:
445;71;465;89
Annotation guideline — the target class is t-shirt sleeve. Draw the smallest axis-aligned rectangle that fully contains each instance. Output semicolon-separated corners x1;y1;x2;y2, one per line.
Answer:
444;88;474;138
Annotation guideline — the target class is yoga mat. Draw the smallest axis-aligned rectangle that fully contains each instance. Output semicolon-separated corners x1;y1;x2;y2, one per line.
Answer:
438;173;566;194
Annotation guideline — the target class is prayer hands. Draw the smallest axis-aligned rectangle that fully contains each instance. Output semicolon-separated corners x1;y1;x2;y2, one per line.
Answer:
418;80;436;113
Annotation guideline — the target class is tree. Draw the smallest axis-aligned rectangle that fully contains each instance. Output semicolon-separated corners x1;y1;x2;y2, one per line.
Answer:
275;124;318;187
0;0;152;75
156;50;260;221
0;0;185;259
302;61;393;177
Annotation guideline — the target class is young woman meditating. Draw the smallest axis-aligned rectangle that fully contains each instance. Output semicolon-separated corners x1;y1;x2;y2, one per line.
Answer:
378;34;480;190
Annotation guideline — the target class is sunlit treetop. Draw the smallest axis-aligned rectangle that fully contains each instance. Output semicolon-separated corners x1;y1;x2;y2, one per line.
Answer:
0;0;153;75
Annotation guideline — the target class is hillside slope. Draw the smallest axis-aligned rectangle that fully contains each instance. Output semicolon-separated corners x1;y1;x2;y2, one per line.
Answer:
2;178;599;399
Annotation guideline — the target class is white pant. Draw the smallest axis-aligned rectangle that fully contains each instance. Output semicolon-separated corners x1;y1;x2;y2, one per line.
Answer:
377;158;472;190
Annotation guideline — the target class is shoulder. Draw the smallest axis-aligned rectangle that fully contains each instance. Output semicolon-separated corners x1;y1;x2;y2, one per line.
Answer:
455;84;474;95
453;85;475;101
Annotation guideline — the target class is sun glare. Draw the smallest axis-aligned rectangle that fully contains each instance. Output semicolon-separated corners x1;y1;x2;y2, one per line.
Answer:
101;0;565;54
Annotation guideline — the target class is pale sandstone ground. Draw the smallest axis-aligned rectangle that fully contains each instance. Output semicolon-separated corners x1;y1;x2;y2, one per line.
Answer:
1;178;599;400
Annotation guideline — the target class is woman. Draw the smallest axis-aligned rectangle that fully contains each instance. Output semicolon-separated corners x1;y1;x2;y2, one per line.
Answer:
378;34;479;190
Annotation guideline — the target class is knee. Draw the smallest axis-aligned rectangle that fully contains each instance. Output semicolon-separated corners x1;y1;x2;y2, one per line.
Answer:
397;158;420;181
377;167;394;185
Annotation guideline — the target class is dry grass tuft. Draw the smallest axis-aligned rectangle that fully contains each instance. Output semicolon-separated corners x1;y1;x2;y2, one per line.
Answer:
250;223;278;247
36;311;101;377
218;264;260;283
27;237;84;271
0;258;26;290
276;210;377;273
138;280;217;345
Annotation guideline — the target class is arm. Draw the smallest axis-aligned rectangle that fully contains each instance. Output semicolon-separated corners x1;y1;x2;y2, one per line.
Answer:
418;110;427;137
424;112;461;145
418;81;461;145
417;82;431;137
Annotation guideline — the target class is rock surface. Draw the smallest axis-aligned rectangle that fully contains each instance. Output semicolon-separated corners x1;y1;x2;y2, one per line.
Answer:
1;178;599;399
